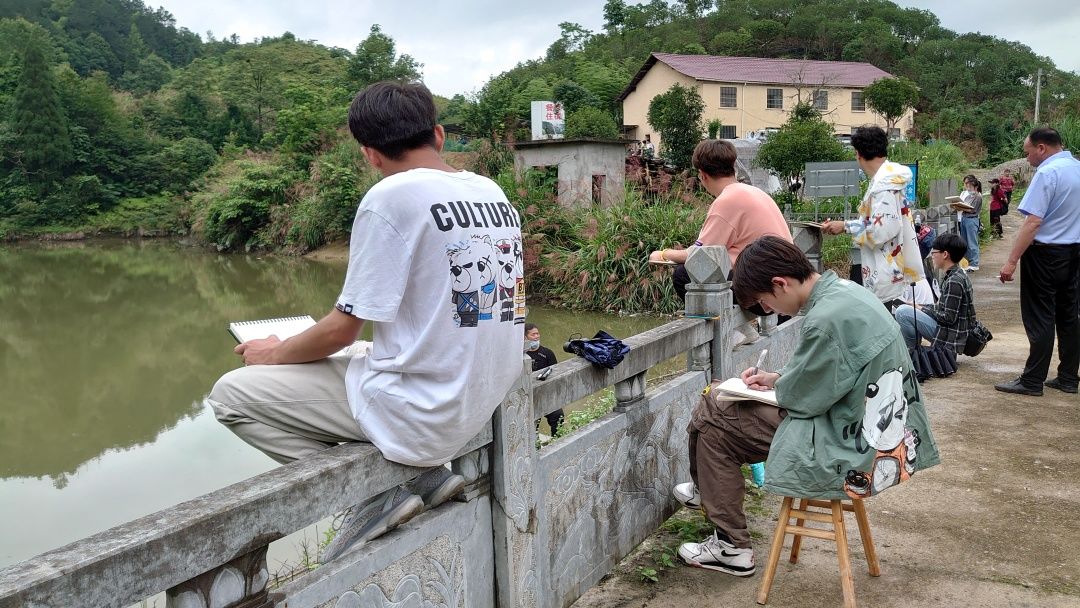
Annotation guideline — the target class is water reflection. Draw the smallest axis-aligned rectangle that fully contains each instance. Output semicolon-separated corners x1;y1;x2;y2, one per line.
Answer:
0;240;671;568
0;241;345;482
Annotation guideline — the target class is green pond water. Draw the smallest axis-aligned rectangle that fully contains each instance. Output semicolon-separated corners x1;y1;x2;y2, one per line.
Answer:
0;240;669;569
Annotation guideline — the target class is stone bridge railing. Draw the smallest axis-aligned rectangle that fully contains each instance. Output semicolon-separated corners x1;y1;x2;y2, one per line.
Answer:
0;247;807;608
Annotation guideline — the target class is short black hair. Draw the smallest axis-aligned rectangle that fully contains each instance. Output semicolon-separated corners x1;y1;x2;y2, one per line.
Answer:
692;139;737;178
524;323;538;333
851;126;889;160
348;81;438;160
932;232;967;264
731;236;815;308
1028;126;1062;148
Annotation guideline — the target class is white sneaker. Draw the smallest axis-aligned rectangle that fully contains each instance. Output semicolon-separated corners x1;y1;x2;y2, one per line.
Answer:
967;265;979;272
678;531;756;576
321;486;424;562
672;482;701;509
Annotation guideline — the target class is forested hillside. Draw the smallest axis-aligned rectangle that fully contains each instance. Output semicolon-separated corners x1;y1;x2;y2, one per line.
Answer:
1;0;1077;246
468;0;1080;163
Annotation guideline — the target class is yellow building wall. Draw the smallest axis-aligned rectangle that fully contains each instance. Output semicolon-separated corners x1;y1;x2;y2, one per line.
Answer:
622;68;916;151
621;61;697;151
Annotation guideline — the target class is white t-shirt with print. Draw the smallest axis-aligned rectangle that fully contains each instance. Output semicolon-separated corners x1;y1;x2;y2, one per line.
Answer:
337;168;525;467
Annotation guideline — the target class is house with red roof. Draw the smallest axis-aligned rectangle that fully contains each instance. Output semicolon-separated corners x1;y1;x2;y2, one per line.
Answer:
618;53;915;152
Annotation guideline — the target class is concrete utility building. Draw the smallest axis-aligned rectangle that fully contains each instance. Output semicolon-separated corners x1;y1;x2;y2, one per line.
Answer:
512;138;627;208
618;53;915;151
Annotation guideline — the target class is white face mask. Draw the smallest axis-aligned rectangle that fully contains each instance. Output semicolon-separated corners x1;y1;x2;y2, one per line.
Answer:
525;339;540;352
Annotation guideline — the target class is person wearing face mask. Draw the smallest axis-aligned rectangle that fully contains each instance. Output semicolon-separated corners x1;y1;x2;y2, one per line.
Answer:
525;323;563;435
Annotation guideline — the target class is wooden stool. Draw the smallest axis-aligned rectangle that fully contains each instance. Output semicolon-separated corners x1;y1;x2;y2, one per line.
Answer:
756;497;881;608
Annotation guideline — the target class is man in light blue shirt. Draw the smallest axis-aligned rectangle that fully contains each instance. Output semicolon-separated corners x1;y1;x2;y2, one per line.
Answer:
996;127;1080;396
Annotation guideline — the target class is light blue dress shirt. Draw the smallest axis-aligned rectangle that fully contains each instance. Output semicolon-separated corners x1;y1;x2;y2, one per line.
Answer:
1017;150;1080;244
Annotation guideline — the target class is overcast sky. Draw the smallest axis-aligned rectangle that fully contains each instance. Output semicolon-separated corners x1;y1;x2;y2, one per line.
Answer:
151;0;1080;97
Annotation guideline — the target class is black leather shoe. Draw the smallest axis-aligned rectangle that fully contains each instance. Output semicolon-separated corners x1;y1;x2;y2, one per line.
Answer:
1045;378;1079;394
994;378;1043;396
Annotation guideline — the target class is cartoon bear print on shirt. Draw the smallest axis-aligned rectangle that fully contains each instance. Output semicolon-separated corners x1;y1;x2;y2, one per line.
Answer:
495;237;519;322
843;366;920;498
447;240;482;327
474;236;497;321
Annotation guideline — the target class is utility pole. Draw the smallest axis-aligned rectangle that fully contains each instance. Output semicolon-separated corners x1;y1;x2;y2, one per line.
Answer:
1034;68;1042;125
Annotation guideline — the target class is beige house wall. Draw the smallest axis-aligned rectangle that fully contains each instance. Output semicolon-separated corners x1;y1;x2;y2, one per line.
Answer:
621;61;697;151
623;71;916;154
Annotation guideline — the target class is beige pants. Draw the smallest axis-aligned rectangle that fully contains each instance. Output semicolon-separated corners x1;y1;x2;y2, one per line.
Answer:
207;351;368;464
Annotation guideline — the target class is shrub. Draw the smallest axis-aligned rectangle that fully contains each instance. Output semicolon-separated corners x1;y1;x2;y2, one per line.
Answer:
888;139;968;205
203;195;271;251
195;159;299;251
756;103;850;184
564;107;619;139
467;139;514;177
154;137;218;193
707;119;722;139
647;83;705;171
516;180;704;313
89;195;188;235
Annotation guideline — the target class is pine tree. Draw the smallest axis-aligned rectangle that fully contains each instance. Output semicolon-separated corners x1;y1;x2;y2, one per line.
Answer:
12;40;72;188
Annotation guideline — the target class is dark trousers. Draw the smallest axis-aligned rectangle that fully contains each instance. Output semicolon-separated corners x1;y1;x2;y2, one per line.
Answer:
544;409;564;436
1019;243;1080;387
688;398;785;547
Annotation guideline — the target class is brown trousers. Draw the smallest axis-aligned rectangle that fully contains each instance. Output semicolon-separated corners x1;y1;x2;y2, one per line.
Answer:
688;392;786;548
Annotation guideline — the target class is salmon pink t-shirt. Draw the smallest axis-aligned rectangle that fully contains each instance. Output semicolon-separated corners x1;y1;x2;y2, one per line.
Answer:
695;183;792;267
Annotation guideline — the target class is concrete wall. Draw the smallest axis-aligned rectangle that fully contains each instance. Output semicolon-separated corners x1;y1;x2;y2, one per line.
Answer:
513;141;627;208
0;248;807;608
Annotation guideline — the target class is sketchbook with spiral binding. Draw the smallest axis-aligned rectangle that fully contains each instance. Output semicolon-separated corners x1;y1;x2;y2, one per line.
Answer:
227;315;316;344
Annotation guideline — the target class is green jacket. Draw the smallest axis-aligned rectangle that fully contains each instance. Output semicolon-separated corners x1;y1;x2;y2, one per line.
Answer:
766;271;941;499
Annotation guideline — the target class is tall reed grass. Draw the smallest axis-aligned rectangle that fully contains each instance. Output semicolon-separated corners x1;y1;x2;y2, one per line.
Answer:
508;170;705;314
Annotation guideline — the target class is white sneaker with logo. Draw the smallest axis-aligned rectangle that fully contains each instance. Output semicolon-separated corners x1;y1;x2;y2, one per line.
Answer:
678;531;756;576
672;482;701;509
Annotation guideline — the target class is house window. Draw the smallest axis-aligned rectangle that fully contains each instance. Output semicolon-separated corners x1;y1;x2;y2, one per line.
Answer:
592;174;605;205
766;88;783;109
851;91;865;112
812;90;828;110
719;86;737;108
720;125;736;139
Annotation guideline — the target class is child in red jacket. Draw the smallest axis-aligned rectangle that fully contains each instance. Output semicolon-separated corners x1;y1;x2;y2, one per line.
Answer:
989;178;1006;238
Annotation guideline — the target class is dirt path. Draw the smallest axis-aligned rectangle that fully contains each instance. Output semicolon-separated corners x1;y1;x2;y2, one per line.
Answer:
573;210;1080;608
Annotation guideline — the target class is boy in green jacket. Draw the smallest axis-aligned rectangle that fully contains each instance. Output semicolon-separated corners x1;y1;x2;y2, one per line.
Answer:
678;236;940;577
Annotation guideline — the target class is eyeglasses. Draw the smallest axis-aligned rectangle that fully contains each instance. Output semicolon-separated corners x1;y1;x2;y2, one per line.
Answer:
930;250;943;255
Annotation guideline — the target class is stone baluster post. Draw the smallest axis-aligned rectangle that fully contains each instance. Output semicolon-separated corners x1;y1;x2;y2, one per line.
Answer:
490;358;540;608
165;547;272;608
613;371;646;412
682;246;734;382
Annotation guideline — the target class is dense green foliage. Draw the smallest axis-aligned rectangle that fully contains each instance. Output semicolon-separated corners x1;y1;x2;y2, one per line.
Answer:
863;76;919;132
564;106;620;139
0;2;423;244
646;83;704;170
464;0;1079;165
756;103;851;183
510;170;705;313
1;0;1077;306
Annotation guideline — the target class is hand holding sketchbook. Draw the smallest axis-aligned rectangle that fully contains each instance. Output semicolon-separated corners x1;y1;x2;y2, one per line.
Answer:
228;315;317;344
714;377;778;406
228;315;354;357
